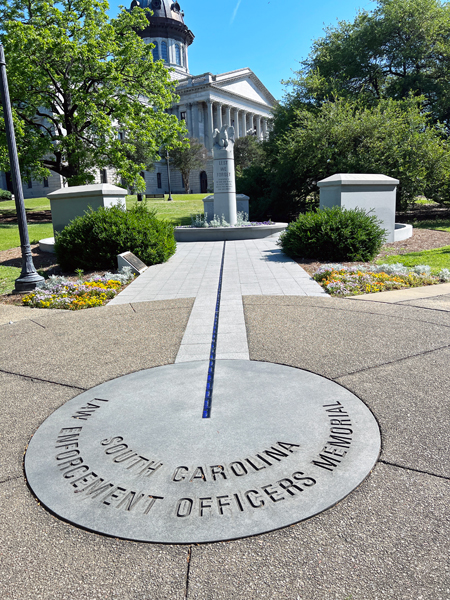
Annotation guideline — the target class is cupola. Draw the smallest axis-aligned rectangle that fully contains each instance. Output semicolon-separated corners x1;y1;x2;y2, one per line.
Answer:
130;0;194;79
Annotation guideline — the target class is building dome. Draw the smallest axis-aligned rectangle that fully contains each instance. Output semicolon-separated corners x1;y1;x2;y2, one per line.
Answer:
130;0;194;45
130;0;194;77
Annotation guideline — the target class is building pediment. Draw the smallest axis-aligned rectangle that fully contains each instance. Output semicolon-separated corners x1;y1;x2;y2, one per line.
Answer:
213;69;276;107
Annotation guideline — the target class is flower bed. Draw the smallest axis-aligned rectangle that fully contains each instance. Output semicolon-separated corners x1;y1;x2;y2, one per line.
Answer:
22;268;134;309
313;263;450;297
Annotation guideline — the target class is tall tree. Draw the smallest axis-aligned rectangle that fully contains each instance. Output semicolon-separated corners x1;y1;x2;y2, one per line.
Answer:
287;0;450;126
0;0;185;188
169;138;207;193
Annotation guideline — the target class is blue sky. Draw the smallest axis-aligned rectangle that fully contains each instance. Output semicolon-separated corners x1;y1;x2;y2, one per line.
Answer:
108;0;375;101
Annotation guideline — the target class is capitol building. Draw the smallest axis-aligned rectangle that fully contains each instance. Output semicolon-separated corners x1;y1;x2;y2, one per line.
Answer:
9;0;275;198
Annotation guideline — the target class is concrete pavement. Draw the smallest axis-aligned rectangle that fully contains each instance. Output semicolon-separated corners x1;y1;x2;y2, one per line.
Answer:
0;239;449;599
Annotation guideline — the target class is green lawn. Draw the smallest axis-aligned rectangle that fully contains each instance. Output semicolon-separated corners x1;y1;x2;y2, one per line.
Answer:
0;265;21;294
408;218;450;232
0;194;206;252
377;245;450;274
127;194;205;225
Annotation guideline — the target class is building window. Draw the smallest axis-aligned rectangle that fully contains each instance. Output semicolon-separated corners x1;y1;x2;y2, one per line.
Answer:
175;44;181;66
118;131;124;140
152;41;159;61
157;172;162;188
101;169;108;184
161;41;168;61
43;177;49;188
180;111;186;121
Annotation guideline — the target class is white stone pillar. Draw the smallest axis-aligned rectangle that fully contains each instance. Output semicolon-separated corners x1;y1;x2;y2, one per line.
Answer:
256;116;261;140
234;108;240;138
187;103;193;137
206;100;214;150
262;118;268;140
193;102;200;139
217;102;223;129
225;105;231;127
242;111;247;135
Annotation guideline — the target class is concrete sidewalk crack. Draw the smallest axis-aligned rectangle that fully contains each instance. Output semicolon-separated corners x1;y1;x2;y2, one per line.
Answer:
0;368;87;390
0;474;22;484
379;459;450;480
334;343;450;379
30;319;46;329
184;545;192;600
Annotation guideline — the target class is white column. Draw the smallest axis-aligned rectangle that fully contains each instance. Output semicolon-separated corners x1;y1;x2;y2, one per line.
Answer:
242;111;247;135
192;102;200;139
234;108;240;137
206;100;214;150
262;118;268;140
256;115;261;140
217;102;223;129
225;105;231;127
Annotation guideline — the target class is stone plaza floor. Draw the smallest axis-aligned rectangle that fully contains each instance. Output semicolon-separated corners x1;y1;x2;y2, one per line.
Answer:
0;238;449;599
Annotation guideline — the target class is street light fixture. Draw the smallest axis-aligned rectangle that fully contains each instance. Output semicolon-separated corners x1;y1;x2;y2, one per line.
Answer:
166;150;173;201
0;45;44;292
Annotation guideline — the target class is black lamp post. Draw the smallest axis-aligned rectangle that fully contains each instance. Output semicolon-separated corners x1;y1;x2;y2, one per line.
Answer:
166;150;173;201
0;45;44;292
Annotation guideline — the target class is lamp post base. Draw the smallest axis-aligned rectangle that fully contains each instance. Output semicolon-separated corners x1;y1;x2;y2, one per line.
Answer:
14;271;45;293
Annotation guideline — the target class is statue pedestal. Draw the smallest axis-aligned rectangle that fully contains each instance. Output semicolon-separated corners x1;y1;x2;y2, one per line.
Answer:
212;126;237;226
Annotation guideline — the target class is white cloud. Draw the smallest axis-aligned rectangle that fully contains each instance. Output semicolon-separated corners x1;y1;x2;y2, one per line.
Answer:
230;0;242;25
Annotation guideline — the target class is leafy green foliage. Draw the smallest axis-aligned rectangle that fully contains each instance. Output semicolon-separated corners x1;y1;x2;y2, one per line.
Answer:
0;0;185;187
0;189;12;200
169;138;207;193
289;0;450;127
279;207;386;262
54;203;176;271
234;135;265;175
238;96;450;218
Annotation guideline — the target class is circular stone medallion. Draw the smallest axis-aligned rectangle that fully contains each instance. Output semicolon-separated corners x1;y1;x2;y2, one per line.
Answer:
25;360;380;544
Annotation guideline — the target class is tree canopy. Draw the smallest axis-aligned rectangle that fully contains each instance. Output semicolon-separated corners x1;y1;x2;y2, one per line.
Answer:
287;0;450;126
238;96;450;219
0;0;185;187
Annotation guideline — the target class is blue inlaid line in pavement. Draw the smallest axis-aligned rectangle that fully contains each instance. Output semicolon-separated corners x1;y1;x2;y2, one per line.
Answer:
202;241;226;419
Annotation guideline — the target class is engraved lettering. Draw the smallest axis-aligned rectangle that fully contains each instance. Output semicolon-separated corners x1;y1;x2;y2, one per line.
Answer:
63;465;89;479
262;483;285;503
199;497;213;517
176;498;193;517
143;495;164;514
245;457;266;471
102;486;127;506
190;467;207;482
217;495;232;515
229;461;248;476
277;478;304;496
210;465;227;481
262;446;289;462
172;466;189;482
245;490;265;508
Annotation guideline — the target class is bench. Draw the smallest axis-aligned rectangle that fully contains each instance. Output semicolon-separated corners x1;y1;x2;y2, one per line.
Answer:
145;193;165;199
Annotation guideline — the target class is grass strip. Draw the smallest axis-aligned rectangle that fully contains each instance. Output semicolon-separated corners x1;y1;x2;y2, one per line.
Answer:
377;246;450;273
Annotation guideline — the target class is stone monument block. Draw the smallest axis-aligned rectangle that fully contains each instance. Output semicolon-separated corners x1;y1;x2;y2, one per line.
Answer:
203;194;249;221
317;174;399;243
48;183;127;234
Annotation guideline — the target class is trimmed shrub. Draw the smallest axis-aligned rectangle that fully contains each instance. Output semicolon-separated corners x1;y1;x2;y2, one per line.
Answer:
0;189;12;200
55;203;176;271
279;206;386;262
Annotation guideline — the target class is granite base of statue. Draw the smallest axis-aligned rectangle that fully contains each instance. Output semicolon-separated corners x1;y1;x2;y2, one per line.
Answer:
212;125;237;226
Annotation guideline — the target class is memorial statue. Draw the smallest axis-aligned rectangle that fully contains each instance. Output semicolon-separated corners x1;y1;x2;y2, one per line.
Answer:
212;124;237;226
